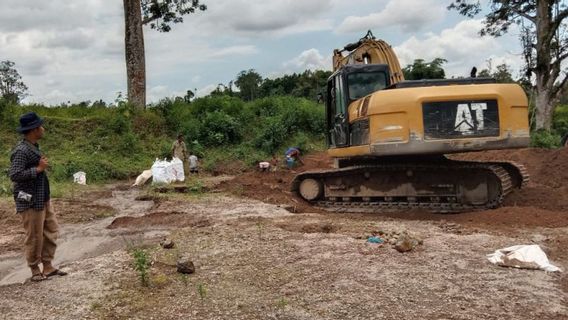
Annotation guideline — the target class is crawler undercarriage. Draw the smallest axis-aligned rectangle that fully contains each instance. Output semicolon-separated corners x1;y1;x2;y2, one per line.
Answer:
292;157;528;213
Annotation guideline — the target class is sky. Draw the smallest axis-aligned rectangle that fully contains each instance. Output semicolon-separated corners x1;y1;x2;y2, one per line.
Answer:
0;0;526;105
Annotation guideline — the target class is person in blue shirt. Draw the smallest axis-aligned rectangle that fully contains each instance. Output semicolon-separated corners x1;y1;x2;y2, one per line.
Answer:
285;147;304;168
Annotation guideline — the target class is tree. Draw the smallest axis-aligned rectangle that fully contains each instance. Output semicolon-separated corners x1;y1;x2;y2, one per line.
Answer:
478;59;515;83
448;0;568;130
235;69;263;101
403;58;447;80
184;89;195;103
258;70;332;100
123;0;207;108
0;60;28;103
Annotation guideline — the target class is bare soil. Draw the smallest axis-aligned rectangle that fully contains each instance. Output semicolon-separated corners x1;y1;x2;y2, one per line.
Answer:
0;148;566;319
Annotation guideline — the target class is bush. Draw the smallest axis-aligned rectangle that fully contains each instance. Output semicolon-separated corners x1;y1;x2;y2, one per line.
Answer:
530;129;561;148
552;104;568;136
200;111;241;146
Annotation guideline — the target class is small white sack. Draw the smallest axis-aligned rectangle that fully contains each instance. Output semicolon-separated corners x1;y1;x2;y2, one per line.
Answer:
132;170;153;187
171;157;185;182
487;244;561;272
73;171;87;185
151;159;171;184
259;161;270;169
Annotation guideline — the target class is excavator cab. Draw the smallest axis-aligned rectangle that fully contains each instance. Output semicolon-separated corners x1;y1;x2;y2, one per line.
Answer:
327;64;390;148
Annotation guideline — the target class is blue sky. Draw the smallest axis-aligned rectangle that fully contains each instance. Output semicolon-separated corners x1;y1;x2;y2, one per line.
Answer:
0;0;525;105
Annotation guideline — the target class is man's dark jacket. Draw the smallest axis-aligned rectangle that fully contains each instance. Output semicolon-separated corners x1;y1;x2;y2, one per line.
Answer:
9;140;50;213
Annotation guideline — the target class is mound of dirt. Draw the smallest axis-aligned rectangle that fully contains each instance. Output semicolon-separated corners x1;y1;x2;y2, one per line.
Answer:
218;152;333;213
219;148;568;229
452;147;568;189
108;211;211;229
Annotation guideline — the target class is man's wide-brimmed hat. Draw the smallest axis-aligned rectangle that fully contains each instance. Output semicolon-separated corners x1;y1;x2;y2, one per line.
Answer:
17;112;44;133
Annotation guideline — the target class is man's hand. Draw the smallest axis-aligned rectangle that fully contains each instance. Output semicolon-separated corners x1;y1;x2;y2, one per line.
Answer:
37;156;49;173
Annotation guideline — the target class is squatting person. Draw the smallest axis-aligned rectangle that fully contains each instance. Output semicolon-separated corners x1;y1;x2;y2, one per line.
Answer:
9;112;67;282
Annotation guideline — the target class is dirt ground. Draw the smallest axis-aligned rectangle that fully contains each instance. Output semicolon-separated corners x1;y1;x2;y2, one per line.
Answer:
0;148;567;319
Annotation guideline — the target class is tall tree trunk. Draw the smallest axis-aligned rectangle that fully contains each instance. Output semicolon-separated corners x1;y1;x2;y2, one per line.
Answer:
534;79;554;129
123;0;146;108
533;0;553;130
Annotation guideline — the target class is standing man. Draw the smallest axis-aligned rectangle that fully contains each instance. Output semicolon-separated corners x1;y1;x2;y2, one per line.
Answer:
171;133;189;176
9;112;67;282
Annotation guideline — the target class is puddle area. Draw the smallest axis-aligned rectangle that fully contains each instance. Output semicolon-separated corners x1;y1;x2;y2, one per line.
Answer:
0;189;163;286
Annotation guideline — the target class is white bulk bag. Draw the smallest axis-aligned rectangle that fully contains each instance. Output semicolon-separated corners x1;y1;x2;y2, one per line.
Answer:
151;159;171;184
171;157;185;182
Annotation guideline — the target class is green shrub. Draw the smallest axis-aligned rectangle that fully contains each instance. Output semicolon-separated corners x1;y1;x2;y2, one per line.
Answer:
552;104;568;135
200;111;241;146
530;129;561;148
132;248;150;287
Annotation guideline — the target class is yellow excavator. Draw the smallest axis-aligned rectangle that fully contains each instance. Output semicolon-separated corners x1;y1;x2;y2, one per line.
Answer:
292;31;530;212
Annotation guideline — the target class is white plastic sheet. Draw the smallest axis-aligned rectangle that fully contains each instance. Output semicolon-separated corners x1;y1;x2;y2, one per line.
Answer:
487;244;561;272
73;171;86;185
132;170;153;187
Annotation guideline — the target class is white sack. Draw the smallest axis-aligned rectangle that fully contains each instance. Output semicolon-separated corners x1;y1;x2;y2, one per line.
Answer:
151;159;172;184
132;170;153;187
73;171;86;185
171;157;185;182
487;244;561;272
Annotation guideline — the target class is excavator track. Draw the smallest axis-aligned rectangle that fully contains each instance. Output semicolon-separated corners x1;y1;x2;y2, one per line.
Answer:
291;160;528;213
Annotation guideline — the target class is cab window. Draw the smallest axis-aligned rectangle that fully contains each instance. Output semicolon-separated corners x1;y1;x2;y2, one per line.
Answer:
347;72;387;100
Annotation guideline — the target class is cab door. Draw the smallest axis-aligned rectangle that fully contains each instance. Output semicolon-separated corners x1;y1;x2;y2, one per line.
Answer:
327;74;349;147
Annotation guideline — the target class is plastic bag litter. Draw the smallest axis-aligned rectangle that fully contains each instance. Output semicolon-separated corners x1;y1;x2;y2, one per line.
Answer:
132;170;153;187
73;171;86;185
367;236;384;244
487;245;561;272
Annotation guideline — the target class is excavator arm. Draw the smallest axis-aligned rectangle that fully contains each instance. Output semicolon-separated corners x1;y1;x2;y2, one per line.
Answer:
332;31;405;85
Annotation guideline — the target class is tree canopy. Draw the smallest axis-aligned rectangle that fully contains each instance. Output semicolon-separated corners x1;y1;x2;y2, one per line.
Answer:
448;0;568;130
141;0;207;32
402;58;447;80
0;60;28;103
478;59;515;83
235;69;263;101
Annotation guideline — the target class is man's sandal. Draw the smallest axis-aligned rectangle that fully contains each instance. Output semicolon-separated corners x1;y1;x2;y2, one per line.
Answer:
45;269;68;278
30;274;47;282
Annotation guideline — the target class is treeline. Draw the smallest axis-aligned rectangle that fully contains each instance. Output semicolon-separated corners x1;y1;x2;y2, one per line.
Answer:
208;69;332;102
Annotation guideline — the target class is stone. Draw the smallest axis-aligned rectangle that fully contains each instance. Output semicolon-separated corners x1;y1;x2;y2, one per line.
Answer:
160;238;175;249
394;233;421;253
177;255;195;274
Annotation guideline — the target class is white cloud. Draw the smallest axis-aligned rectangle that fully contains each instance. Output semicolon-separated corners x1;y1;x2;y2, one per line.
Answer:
192;0;335;37
210;45;259;58
0;0;526;105
283;49;331;72
394;19;524;77
196;84;218;98
337;0;445;34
